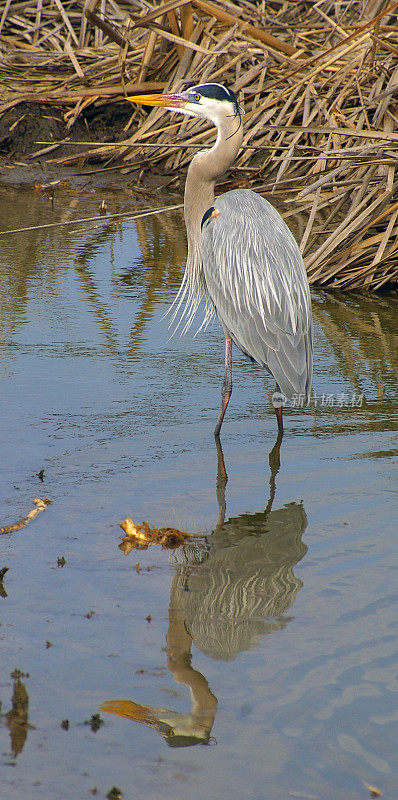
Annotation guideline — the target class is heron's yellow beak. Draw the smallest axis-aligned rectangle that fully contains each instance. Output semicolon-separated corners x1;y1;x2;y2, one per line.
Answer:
126;92;185;108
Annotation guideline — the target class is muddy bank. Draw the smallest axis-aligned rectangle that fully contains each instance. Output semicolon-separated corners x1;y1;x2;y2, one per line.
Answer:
0;101;181;191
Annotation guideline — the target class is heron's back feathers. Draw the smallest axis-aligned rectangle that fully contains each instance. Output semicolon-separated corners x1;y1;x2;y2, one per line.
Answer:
201;189;313;401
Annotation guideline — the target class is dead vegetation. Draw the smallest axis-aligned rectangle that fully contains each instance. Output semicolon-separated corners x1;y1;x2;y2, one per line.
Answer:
119;518;193;552
1;0;398;290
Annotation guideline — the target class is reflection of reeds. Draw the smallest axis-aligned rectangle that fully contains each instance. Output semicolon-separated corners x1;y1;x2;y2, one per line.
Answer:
312;291;398;390
135;211;186;280
119;210;186;356
0;195;186;363
0;189;83;339
71;209;186;359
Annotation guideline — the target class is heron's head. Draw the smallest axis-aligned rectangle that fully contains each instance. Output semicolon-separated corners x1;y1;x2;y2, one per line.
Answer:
127;83;243;127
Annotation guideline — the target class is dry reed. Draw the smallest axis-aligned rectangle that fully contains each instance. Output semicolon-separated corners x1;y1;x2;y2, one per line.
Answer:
1;0;398;290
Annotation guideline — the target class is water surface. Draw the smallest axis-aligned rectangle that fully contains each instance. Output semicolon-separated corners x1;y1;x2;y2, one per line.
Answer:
0;185;397;800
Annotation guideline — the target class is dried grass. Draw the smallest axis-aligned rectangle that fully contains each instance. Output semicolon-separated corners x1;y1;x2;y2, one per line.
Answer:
1;0;398;290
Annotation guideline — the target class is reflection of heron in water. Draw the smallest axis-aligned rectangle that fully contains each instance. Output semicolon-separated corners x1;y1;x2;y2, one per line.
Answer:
101;436;307;746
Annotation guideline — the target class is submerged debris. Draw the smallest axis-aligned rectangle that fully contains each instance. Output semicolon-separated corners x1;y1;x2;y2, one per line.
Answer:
0;566;9;598
107;787;123;800
84;713;104;733
119;518;192;552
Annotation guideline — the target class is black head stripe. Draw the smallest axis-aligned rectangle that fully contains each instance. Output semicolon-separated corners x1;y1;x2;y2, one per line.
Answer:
191;83;239;113
201;206;215;229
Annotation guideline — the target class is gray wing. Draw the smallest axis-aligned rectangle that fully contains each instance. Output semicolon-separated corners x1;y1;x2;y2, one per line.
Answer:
201;189;313;401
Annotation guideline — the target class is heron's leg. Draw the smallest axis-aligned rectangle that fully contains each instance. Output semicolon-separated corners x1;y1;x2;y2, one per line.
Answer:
214;337;232;437
274;382;284;436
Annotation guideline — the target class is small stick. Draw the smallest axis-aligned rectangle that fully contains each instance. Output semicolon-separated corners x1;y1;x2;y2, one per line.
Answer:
0;499;51;534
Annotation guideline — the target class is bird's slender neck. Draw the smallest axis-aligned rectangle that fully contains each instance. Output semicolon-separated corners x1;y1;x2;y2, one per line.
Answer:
184;113;243;254
172;112;243;332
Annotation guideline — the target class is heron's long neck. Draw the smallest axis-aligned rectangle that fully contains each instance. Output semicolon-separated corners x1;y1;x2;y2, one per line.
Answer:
172;114;242;331
184;114;243;259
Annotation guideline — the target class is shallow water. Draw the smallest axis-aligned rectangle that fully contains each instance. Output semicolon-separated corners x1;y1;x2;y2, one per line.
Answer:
0;185;397;800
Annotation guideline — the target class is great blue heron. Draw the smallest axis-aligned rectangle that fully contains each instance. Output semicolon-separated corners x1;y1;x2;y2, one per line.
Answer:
128;83;313;436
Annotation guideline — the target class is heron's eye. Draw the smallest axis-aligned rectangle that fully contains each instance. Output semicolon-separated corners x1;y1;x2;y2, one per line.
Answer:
194;93;200;102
